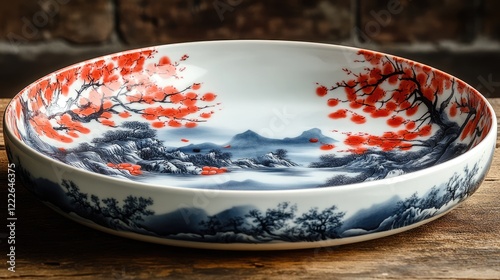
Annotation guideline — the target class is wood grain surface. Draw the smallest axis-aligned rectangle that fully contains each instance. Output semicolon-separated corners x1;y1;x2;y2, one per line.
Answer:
0;98;499;279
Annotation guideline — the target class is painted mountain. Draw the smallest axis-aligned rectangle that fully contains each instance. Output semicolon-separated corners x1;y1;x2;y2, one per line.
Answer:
230;128;336;148
339;195;401;236
141;205;255;237
178;128;336;159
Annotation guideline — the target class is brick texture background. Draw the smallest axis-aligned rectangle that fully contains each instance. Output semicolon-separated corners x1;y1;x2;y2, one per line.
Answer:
0;0;499;97
117;0;352;44
359;0;477;43
0;0;114;43
1;0;498;46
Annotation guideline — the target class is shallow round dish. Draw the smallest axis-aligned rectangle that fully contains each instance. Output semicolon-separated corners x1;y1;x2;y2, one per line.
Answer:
3;41;496;250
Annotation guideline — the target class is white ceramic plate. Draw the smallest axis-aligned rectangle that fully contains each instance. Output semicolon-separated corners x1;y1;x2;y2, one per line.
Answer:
4;41;496;249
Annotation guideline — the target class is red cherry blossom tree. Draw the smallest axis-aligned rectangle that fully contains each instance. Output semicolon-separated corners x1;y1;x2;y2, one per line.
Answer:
316;49;490;154
13;50;218;144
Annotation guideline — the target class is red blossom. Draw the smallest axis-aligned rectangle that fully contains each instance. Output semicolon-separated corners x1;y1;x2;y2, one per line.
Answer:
21;50;219;143
315;49;481;152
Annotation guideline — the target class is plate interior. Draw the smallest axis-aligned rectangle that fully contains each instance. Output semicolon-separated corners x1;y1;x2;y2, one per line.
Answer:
5;43;493;190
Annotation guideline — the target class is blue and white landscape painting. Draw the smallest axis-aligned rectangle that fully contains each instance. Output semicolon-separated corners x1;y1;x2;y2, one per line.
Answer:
25;120;469;190
54;121;347;190
12;152;486;244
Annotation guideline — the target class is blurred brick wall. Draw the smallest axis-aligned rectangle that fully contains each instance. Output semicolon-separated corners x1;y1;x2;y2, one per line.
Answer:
0;0;354;46
1;0;498;47
0;0;114;44
0;0;500;98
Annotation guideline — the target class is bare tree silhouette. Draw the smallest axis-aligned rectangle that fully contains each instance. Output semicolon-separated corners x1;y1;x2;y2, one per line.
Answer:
62;180;154;229
295;205;345;240
245;202;297;238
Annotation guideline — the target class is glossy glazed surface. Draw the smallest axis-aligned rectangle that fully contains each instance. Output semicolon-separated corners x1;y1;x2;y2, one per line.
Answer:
4;41;496;249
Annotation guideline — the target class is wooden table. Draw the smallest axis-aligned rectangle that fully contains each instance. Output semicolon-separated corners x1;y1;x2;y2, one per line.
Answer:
0;97;499;279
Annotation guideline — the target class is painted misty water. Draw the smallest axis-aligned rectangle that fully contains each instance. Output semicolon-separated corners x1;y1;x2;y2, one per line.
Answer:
53;120;467;190
62;122;348;190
